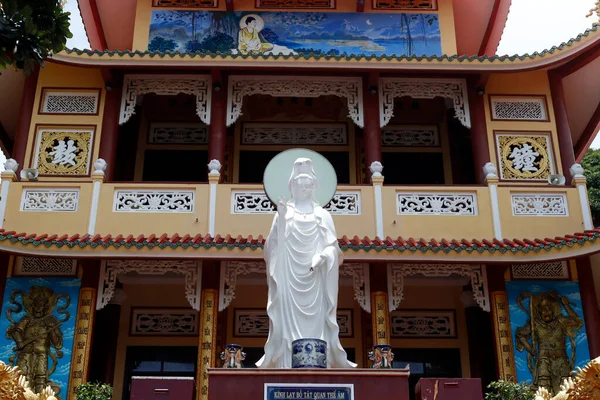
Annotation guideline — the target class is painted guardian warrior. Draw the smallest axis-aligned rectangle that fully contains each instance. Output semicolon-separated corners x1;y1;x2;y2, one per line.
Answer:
5;286;70;397
515;289;584;395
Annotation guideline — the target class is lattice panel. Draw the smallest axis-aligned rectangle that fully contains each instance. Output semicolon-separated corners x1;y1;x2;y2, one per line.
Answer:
391;310;456;338
256;0;335;7
21;188;79;211
397;192;478;215
131;309;199;336
15;257;77;276
154;0;217;6
381;125;439;147
491;96;547;121
231;190;361;215
114;190;195;212
42;90;99;114
374;0;436;9
511;262;569;280
242;123;347;145
149;123;208;144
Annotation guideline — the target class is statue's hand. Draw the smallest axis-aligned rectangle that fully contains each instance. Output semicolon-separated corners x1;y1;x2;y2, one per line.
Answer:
311;253;327;271
277;196;287;218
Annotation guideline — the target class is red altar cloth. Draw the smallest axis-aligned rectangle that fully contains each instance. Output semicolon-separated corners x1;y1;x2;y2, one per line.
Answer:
208;367;411;400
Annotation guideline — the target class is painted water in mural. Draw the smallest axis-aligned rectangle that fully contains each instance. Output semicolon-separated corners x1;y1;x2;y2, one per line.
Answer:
0;278;81;400
506;281;590;394
149;11;441;57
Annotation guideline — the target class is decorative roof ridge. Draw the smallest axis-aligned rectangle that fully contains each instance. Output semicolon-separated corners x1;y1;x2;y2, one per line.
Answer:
0;228;599;255
59;23;599;63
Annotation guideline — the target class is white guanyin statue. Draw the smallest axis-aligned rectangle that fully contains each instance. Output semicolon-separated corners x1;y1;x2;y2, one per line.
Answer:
256;157;356;369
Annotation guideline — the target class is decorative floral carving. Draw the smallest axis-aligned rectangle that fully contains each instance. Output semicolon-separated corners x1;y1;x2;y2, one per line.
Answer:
387;264;490;312
98;260;202;310
231;190;361;215
34;129;92;175
114;190;195;212
339;263;371;313
119;74;211;125
227;76;363;127
219;261;370;312
496;134;554;180
379;78;470;128
131;309;198;335
511;262;569;280
149;124;208;144
42;91;99;114
397;192;477;215
219;261;266;311
21;189;79;211
242;123;347;145
511;193;568;216
154;0;217;6
391;311;456;338
381;125;439;147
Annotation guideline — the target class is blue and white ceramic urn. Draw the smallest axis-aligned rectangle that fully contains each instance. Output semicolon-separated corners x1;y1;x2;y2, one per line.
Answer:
292;338;327;368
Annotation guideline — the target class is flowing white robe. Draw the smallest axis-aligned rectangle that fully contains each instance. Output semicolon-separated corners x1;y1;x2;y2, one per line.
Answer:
256;203;356;368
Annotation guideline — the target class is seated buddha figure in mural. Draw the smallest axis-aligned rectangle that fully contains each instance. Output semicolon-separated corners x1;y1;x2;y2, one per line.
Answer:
238;15;273;55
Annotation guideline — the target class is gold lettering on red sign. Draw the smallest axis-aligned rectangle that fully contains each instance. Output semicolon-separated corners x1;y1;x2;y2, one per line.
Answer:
68;288;96;400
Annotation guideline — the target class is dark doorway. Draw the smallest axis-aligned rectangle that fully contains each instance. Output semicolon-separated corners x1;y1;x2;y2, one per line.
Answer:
123;346;198;400
393;348;462;400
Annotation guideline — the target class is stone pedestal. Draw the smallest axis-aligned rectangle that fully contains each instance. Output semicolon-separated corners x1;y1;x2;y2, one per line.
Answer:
208;368;411;400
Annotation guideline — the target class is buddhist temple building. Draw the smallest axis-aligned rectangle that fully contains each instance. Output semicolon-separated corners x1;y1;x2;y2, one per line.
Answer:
0;0;599;399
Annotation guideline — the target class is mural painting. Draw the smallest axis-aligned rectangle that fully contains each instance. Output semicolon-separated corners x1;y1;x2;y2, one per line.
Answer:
149;11;441;57
506;281;590;395
0;278;81;400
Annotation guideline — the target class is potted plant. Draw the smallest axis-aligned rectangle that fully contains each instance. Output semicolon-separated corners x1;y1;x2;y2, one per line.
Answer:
74;382;113;400
485;380;535;400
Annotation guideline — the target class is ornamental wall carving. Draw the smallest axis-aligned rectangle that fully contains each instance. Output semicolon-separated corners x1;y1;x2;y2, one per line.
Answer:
510;193;568;216
219;261;371;312
114;190;195;212
33;127;94;175
41;89;100;115
97;260;202;310
396;192;478;215
154;0;217;6
21;188;80;211
379;78;470;129
231;190;361;215
374;0;436;9
242;123;347;145
511;262;569;280
490;96;548;121
256;0;335;7
119;74;212;125
227;76;364;127
387;263;490;312
381;125;439;147
495;132;555;181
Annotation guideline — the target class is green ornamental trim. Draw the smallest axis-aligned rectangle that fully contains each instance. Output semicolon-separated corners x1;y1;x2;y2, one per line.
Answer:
0;231;597;255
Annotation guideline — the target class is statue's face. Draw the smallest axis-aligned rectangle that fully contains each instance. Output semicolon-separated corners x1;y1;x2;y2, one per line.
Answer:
539;299;556;322
293;175;316;201
248;20;257;28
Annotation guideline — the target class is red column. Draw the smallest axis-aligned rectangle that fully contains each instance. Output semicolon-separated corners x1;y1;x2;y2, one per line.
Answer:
576;256;600;358
467;76;490;184
12;66;40;169
549;72;576;180
363;72;382;183
208;71;228;178
99;86;121;181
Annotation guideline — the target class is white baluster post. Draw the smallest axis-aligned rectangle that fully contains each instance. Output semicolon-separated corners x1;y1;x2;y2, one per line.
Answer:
0;159;19;229
370;161;385;239
484;162;503;239
88;159;107;235
207;159;221;237
571;163;594;230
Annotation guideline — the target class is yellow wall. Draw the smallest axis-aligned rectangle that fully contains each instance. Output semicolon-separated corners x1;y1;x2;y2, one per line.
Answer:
112;283;196;400
132;0;457;55
24;63;106;180
484;70;563;177
392;284;471;378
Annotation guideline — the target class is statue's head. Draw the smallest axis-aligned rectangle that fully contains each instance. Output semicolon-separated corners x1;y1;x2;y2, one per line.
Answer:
23;286;58;319
246;17;257;28
537;294;560;322
289;158;317;202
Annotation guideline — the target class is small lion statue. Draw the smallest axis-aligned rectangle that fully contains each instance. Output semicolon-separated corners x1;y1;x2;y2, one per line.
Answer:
534;356;600;400
0;360;57;400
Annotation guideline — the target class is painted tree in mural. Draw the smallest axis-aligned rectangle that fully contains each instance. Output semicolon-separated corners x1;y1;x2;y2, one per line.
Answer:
0;0;72;75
